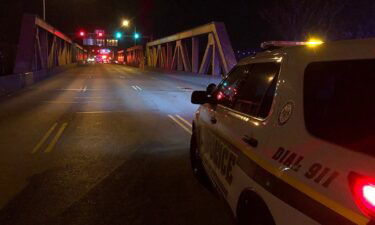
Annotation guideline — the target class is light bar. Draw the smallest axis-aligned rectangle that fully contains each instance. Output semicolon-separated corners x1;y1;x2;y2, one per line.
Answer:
261;39;324;49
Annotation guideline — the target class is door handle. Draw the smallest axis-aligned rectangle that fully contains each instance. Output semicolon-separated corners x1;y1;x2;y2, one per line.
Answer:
242;135;258;148
210;117;217;124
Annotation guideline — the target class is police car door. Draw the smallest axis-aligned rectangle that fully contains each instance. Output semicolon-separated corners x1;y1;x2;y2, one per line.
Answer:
213;60;281;205
198;64;251;196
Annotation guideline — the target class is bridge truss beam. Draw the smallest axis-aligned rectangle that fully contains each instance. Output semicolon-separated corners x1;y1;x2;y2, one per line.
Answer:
13;14;86;74
146;22;237;77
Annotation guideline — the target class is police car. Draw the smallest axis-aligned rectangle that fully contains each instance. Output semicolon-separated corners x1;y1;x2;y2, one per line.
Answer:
190;39;375;225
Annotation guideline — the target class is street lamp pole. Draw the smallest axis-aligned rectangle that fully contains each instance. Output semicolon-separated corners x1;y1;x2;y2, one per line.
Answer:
43;0;46;21
122;19;139;46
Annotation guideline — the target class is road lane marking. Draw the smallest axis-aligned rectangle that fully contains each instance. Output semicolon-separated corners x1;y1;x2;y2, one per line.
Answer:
131;85;142;91
82;85;87;92
168;115;192;134
44;123;68;153
58;88;83;91
74;97;105;99
31;123;58;154
175;115;192;127
43;101;79;104
57;88;104;91
76;111;120;114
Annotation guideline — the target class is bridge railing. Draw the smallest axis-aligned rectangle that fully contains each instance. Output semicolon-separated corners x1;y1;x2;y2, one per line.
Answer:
145;22;237;77
126;45;144;68
13;14;86;74
0;14;86;97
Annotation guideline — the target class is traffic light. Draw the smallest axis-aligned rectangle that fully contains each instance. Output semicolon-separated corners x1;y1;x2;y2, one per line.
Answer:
134;32;140;39
79;31;85;37
115;32;122;39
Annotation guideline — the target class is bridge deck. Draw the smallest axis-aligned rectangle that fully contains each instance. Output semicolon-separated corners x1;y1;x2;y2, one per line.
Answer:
0;64;233;225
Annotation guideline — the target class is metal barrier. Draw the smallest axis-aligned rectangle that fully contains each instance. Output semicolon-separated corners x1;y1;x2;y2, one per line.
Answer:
145;22;237;77
13;14;86;74
126;45;144;68
0;14;86;97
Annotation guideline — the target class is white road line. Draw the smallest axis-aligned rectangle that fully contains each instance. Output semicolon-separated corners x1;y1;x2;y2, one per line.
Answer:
131;86;138;91
58;88;83;91
74;97;105;99
43;101;79;104
58;88;104;91
168;115;192;134
85;100;121;103
135;85;142;91
82;85;87;92
175;114;192;127
76;111;121;114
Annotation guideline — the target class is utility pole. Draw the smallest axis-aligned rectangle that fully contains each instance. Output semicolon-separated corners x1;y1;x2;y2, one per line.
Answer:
43;0;46;21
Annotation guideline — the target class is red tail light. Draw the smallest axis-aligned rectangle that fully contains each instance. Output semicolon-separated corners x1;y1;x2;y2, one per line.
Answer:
349;172;375;218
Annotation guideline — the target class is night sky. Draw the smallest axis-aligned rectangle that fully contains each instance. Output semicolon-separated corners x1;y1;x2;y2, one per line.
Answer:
1;0;375;50
2;0;274;50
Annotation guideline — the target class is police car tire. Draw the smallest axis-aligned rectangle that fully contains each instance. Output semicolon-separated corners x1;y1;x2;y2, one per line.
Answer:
190;132;212;189
236;190;275;225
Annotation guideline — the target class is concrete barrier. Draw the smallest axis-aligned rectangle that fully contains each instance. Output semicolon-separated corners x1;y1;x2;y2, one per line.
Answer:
0;64;76;97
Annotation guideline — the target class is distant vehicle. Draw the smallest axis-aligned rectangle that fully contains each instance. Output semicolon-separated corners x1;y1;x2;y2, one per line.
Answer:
87;57;95;63
190;38;375;225
96;55;110;64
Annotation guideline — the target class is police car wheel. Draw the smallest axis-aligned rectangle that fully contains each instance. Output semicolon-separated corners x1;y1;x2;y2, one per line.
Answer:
237;191;275;225
190;132;212;189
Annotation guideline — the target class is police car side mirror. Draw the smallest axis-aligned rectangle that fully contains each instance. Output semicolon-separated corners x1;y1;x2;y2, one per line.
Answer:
191;91;212;104
206;83;217;94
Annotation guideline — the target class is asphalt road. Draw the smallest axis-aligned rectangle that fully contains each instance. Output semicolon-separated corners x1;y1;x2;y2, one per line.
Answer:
0;64;233;225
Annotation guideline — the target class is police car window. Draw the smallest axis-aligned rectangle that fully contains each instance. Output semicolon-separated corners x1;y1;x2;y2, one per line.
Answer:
304;59;375;157
215;64;251;108
233;62;280;118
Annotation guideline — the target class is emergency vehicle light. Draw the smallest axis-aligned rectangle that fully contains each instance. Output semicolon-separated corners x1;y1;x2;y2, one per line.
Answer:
306;38;324;47
349;172;375;218
363;185;375;207
261;39;324;49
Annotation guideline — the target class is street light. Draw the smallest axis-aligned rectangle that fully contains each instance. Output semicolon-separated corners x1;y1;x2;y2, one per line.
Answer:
122;19;130;27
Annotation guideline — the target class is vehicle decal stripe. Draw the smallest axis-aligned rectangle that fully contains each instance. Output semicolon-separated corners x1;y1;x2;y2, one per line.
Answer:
207;130;369;225
236;149;369;225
